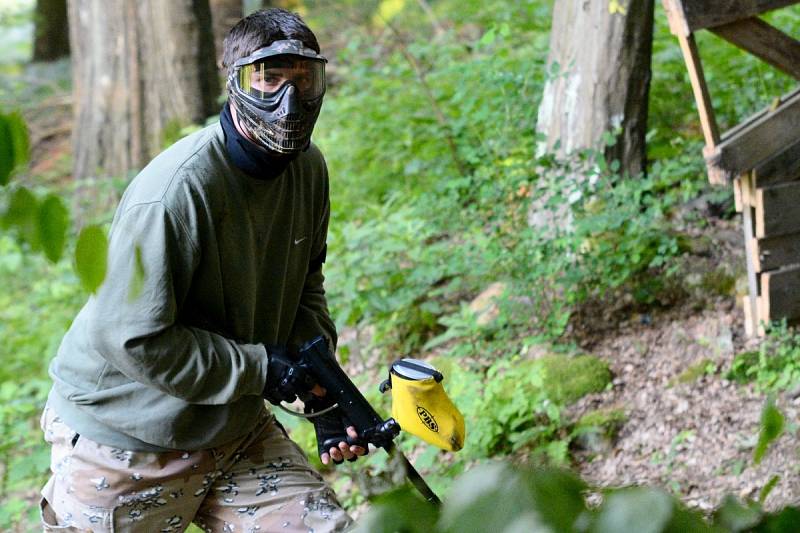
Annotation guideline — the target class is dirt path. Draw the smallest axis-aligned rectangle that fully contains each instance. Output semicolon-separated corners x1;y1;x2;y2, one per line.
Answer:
571;302;799;510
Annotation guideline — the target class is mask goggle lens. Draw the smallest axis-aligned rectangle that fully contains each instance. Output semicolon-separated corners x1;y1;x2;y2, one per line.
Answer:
237;57;325;101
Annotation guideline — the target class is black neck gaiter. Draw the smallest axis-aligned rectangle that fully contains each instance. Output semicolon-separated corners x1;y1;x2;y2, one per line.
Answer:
220;103;296;179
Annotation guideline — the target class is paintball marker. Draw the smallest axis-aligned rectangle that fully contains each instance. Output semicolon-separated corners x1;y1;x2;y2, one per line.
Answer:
280;336;465;505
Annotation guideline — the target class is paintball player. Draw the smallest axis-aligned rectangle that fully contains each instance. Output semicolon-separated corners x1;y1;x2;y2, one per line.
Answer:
39;8;363;532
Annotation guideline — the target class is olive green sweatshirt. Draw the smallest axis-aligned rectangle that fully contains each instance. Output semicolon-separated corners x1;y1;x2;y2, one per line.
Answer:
47;123;335;451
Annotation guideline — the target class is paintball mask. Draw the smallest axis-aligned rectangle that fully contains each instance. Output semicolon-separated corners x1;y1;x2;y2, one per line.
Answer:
228;39;326;154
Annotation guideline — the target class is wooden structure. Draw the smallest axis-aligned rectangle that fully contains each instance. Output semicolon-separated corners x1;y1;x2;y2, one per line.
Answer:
663;0;800;335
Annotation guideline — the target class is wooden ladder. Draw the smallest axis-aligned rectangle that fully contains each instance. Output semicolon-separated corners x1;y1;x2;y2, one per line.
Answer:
663;0;800;335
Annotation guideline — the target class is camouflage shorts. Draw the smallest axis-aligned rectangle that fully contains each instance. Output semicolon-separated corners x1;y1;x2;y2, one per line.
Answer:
39;405;352;532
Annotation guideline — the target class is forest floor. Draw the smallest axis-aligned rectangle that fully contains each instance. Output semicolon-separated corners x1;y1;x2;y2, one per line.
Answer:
567;216;799;511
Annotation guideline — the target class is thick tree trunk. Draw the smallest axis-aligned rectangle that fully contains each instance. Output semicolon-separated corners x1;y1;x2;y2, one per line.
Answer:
68;0;219;180
32;0;70;62
210;0;243;74
536;0;655;178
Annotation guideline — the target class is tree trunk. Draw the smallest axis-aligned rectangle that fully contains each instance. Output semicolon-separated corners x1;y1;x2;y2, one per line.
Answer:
32;0;70;62
68;0;219;180
210;0;243;75
535;0;655;178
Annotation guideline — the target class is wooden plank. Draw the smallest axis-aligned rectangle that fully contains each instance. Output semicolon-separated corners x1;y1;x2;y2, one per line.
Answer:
703;145;727;185
676;32;720;151
757;295;768;335
706;90;800;179
710;18;800;82
743;294;767;336
710;17;800;81
743;204;761;335
734;176;743;212
662;0;691;37
752;231;800;271
755;181;800;237
743;294;755;336
761;263;800;322
664;0;800;35
753;136;800;187
741;172;756;208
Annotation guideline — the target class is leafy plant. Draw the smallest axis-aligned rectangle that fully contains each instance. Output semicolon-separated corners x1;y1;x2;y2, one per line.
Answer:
753;397;784;465
726;323;800;391
355;461;800;533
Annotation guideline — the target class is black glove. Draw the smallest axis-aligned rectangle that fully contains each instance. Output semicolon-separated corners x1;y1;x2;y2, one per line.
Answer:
263;345;315;405
304;395;367;465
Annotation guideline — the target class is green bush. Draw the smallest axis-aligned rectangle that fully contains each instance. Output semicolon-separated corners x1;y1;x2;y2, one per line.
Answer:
0;235;85;527
726;323;800;391
441;353;611;461
355;461;799;533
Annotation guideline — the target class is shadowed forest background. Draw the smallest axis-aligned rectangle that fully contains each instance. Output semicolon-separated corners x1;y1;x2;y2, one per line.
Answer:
2;0;800;531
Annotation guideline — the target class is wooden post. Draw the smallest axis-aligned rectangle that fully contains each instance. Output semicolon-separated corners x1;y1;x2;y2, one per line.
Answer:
741;172;761;336
676;33;720;151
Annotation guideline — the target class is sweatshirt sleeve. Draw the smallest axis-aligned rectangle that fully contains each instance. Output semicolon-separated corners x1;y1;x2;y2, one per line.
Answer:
288;164;337;352
86;201;268;405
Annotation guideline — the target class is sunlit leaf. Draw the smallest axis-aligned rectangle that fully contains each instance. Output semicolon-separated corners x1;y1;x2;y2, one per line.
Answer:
478;27;496;47
8;112;29;169
352;486;439;533
2;186;39;246
594;488;673;533
0;114;14;186
608;0;628;15
713;495;761;532
759;475;780;505
438;463;530;532
754;397;784;464
523;467;588;531
37;195;69;263
758;506;800;531
75;225;108;293
0;112;29;186
439;463;581;533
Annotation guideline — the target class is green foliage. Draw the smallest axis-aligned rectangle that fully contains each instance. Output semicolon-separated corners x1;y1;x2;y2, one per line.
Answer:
753;397;784;465
673;358;716;386
2;185;37;243
539;354;611;404
36;194;69;262
447;353;610;460
0;111;28;185
327;202;475;352
573;408;627;447
357;461;800;533
353;486;439;533
324;25;701;353
726;323;800;391
2;185;70;265
74;224;108;293
0;235;85;524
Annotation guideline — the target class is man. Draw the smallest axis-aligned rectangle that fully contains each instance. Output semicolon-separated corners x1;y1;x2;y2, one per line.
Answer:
40;8;362;532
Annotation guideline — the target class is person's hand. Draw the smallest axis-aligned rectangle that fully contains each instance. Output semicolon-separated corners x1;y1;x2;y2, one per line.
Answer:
321;425;367;465
304;396;368;465
263;345;316;405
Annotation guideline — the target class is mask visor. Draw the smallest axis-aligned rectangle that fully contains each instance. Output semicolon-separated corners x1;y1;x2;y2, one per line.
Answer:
237;57;325;101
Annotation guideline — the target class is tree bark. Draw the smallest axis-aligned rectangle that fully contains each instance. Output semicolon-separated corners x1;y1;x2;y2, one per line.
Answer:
535;0;655;178
210;0;243;74
68;0;219;180
32;0;70;62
